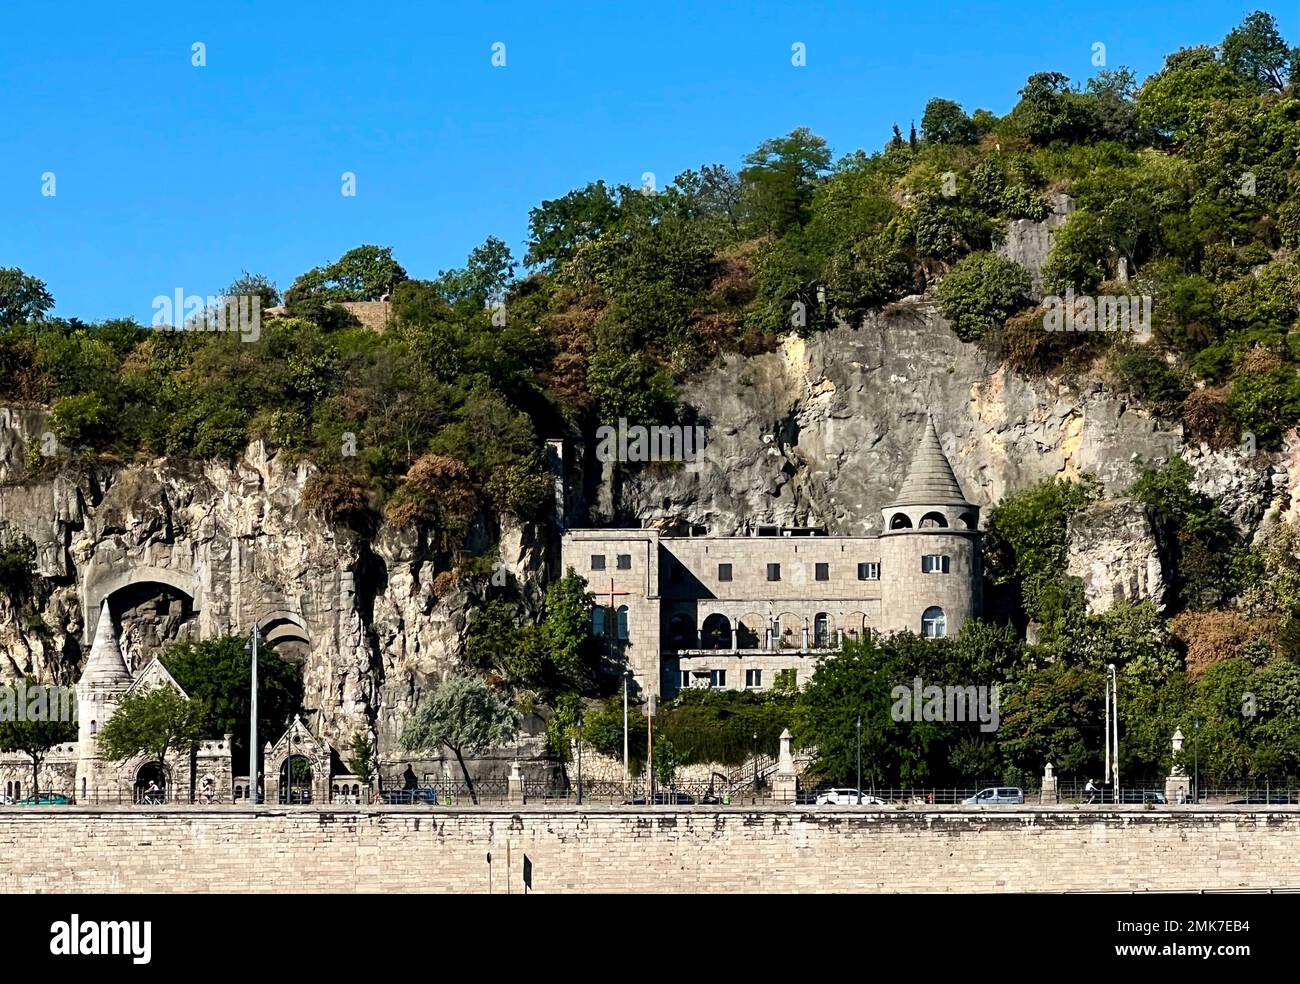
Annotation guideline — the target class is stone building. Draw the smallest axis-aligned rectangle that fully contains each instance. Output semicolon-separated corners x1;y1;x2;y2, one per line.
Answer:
0;602;358;805
561;417;982;696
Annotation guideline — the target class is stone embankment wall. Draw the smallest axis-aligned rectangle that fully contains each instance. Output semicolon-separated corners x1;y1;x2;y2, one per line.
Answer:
2;806;1297;893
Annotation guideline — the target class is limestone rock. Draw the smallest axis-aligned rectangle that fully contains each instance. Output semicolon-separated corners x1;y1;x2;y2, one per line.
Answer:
995;193;1075;295
1066;499;1167;614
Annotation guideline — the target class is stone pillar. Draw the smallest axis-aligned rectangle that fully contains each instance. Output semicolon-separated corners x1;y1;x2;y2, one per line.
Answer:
1040;762;1057;805
1165;728;1191;804
772;728;798;804
801;623;809;649
263;741;276;806
508;760;525;805
545;438;565;531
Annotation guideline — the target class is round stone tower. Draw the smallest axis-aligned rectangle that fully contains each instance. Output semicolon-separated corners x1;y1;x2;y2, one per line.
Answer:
877;416;981;639
74;602;133;799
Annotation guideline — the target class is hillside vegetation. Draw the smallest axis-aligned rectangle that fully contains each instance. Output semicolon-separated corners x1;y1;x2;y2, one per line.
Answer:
3;12;1300;786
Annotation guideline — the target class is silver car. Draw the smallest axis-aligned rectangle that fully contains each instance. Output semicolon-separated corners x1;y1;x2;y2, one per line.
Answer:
963;787;1025;805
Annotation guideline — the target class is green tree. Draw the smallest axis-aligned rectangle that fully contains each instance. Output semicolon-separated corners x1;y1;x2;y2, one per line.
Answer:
222;270;280;308
0;268;54;326
1009;72;1095;145
936;252;1031;341
1130;458;1244;608
1227;366;1300;449
525;181;621;268
436;236;516;304
984;476;1100;628
0;678;77;801
286;245;407;303
542;570;603;691
1137;46;1252;143
162;635;303;773
0;534;37;598
1221;10;1295;92
740;127;832;235
96;686;210;794
399;674;520;804
920;98;977;144
793;637;945;786
999;662;1105;780
346;732;375;782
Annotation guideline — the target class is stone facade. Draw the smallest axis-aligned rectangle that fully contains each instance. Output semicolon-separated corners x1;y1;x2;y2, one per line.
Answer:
0;602;344;805
562;418;981;696
0;806;1297;893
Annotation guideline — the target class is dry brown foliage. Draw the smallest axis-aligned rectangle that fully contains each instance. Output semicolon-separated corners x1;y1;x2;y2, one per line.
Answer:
1169;610;1278;678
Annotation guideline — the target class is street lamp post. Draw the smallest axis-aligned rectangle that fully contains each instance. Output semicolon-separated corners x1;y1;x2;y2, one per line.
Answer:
856;715;862;804
1108;663;1119;799
244;628;259;805
622;670;631;790
1194;717;1201;805
576;708;585;806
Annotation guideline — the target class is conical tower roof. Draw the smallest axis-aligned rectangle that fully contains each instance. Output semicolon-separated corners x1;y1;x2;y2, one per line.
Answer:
78;602;131;690
886;416;973;507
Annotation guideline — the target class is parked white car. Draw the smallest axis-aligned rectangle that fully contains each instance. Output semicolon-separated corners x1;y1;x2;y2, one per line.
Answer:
815;788;887;805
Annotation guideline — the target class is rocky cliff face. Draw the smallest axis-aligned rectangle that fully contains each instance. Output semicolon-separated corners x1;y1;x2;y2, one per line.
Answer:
605;298;1200;535
0;408;547;759
0;210;1293;757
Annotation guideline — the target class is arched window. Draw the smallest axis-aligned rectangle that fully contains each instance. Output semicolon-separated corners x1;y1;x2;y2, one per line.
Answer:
959;511;978;530
921;606;947;639
813;613;830;648
616;606;630;641
591;606;607;637
90;720;97;735
889;513;913;530
701;614;733;650
919;512;948;528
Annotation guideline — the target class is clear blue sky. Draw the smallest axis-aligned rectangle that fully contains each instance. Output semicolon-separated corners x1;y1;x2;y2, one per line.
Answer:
1;1;1294;323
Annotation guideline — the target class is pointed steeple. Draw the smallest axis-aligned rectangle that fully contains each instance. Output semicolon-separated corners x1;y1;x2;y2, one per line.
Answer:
78;602;132;690
887;415;973;507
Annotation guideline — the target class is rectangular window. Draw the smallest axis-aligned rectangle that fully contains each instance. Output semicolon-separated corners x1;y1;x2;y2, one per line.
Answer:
709;669;727;688
815;562;829;581
922;555;951;574
717;563;733;582
590;554;606;571
745;668;762;689
857;562;880;580
616;554;631;570
766;563;781;582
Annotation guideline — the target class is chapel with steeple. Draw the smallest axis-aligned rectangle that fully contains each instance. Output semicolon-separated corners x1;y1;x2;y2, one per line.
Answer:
1;602;354;805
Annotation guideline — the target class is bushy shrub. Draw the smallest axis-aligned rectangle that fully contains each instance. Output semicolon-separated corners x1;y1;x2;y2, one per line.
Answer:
937;252;1032;341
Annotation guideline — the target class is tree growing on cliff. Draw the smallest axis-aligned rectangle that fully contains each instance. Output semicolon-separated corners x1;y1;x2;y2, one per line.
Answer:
399;675;520;804
936;252;1032;341
162;635;303;774
0;678;77;802
97;686;209;798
